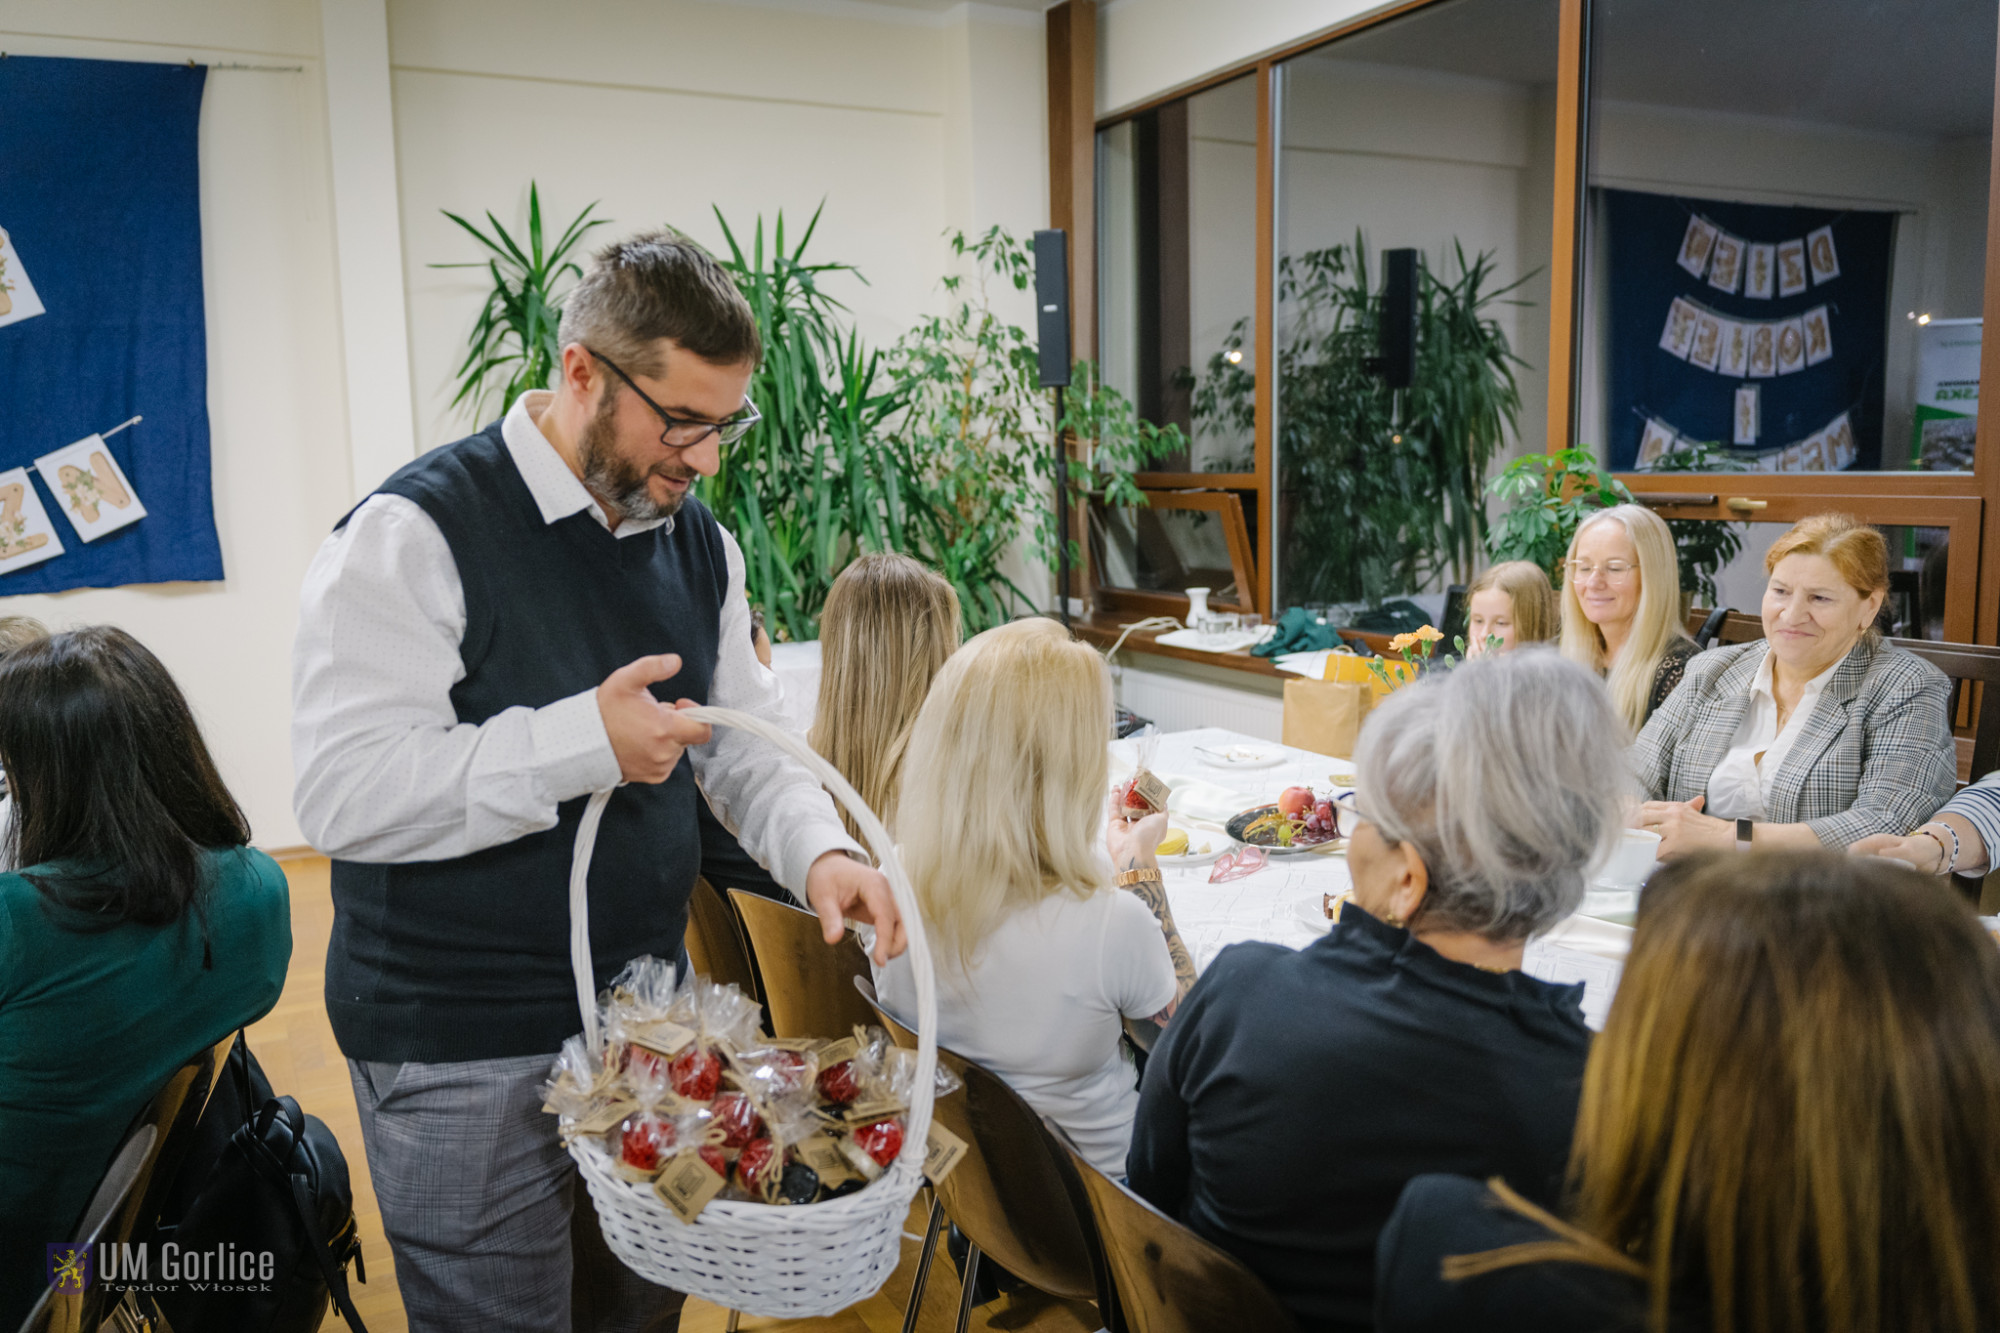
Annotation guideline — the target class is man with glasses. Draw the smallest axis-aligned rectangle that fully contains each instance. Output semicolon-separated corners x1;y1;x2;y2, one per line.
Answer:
292;229;903;1330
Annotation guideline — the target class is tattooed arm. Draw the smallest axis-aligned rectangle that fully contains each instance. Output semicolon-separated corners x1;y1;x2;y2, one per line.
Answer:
1107;810;1199;1023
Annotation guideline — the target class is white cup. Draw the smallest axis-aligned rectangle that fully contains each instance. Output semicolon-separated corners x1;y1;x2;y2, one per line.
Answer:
1598;827;1662;890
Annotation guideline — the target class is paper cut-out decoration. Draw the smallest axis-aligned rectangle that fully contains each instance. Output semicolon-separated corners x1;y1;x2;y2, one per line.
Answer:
1719;319;1749;377
0;468;64;571
1776;317;1807;374
1802;305;1833;365
34;435;147;542
1745;243;1775;299
1806;225;1840;284
1803;431;1829;471
1734;386;1760;445
0;227;46;330
1678;215;1719;276
1826;412;1856;469
1781;443;1804;471
1637;417;1678;468
1690;312;1723;370
1660;298;1698;358
1777;239;1809;297
1747;323;1776;378
1707;232;1745;294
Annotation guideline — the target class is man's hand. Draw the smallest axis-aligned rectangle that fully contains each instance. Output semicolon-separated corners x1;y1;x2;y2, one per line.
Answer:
804;851;906;966
597;654;712;784
1637;794;1730;859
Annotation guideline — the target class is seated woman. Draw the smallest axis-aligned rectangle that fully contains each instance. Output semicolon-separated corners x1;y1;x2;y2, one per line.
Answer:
1377;849;2000;1333
0;627;291;1322
1465;561;1557;655
1633;513;1954;857
1853;768;2000;879
1558;505;1694;732
876;618;1188;1175
698;555;960;901
1126;649;1632;1333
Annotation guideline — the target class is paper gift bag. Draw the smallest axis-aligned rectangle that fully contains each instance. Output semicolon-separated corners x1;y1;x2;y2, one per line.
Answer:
1283;678;1376;759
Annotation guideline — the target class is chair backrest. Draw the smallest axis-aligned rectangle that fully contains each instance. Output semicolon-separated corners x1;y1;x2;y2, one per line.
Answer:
1688;605;1731;650
24;1124;159;1333
1714;611;1765;646
727;888;876;1040
1887;637;2000;785
685;877;761;1005
1046;1122;1300;1333
107;1030;235;1249
1438;583;1469;650
854;977;1105;1307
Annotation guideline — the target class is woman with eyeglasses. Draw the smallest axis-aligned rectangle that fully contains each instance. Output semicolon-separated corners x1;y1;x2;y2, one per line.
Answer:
1126;650;1632;1333
1558;504;1694;734
1631;513;1954;859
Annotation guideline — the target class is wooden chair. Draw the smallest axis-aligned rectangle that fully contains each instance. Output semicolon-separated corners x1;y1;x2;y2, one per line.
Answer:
685;876;761;1005
1046;1122;1300;1333
855;978;1114;1333
21;1125;158;1333
727;888;875;1040
1687;605;1731;650
106;1031;236;1250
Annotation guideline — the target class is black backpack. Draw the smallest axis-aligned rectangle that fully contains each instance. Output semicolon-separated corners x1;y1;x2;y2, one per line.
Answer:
147;1032;369;1331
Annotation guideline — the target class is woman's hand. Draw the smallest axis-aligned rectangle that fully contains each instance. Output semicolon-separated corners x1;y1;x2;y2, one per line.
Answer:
1849;830;1948;874
1637;795;1732;859
1108;809;1169;870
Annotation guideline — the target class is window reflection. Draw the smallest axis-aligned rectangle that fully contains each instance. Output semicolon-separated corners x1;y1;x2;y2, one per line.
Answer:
1580;0;1994;474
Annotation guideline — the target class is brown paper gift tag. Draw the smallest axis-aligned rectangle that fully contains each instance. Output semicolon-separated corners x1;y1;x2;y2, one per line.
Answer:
570;1097;639;1136
654;1151;727;1224
817;1036;860;1069
922;1122;969;1185
794;1132;860;1186
1282;678;1375;759
1130;769;1171;813
627;1020;696;1061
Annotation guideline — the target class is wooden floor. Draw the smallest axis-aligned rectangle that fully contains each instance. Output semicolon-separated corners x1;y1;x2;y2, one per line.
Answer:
264;856;1100;1333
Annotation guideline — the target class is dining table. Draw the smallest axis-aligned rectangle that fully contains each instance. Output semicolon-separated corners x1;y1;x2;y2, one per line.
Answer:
1109;726;1633;1029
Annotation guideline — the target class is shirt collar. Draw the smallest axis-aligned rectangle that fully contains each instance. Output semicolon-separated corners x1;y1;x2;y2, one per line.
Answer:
1752;640;1844;703
501;391;674;537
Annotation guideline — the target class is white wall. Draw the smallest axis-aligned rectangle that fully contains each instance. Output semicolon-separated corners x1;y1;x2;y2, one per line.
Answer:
1097;0;1385;117
0;3;352;849
1;0;1049;849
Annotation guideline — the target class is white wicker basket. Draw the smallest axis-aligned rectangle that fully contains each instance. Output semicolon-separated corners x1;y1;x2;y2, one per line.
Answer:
560;705;938;1318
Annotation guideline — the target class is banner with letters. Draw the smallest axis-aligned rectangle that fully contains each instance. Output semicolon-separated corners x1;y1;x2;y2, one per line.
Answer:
1602;187;1894;473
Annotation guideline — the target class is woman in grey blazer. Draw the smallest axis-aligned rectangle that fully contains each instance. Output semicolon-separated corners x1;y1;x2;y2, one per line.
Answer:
1633;515;1955;856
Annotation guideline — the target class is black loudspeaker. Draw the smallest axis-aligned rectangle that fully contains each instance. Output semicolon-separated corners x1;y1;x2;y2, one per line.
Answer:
1375;247;1418;390
1033;229;1072;389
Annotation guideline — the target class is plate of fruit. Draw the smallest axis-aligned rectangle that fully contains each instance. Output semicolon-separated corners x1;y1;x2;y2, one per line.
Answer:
1225;785;1354;854
1154;825;1228;868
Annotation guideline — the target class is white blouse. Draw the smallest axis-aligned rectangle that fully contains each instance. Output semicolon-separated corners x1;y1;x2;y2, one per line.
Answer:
1704;645;1843;821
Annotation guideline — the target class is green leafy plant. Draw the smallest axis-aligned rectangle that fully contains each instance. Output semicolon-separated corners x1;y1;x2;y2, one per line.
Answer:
434;183;608;423
1645;439;1747;608
1484;447;1634;582
1191;235;1531;606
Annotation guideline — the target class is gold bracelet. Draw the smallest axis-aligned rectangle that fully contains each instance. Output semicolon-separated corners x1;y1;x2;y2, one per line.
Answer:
1116;867;1162;888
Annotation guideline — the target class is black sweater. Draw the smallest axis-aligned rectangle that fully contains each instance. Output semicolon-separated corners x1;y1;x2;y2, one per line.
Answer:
1126;903;1593;1333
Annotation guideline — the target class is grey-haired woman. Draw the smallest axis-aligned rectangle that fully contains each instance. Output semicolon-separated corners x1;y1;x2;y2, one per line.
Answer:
1126;649;1633;1333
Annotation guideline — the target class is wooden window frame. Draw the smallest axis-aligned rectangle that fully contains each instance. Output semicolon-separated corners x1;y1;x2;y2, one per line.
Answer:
1090;489;1259;620
1068;0;2000;644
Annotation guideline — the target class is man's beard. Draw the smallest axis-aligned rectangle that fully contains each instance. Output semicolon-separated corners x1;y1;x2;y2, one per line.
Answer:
578;392;694;523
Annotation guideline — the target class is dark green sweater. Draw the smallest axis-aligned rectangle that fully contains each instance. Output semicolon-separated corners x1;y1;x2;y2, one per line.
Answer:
0;847;290;1319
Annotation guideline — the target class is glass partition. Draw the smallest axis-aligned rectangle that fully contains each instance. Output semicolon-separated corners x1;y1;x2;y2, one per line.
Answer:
1579;0;1995;475
1096;74;1259;473
1269;0;1561;607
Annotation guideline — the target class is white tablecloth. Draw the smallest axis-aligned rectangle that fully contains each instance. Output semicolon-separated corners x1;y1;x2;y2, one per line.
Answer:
1111;727;1630;1029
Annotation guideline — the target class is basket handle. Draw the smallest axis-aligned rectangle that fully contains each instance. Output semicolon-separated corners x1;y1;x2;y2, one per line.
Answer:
567;706;940;1163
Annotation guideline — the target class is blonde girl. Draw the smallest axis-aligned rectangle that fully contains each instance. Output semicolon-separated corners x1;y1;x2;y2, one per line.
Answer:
1465;561;1557;655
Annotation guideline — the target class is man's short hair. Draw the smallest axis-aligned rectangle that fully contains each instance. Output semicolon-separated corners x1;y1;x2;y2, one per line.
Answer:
557;228;761;376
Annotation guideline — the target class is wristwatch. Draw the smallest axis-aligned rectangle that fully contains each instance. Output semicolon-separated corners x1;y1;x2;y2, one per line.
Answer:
1736;818;1755;852
1116;867;1163;888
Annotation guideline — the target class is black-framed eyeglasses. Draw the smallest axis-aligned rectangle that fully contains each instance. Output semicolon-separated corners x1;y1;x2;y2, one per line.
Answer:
588;348;762;449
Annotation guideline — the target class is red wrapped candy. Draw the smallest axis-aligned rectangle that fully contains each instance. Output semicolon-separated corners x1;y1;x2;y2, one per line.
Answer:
698;1143;728;1177
852;1118;903;1168
670;1047;722;1101
816;1060;860;1106
618;1113;677;1173
736;1137;779;1196
710;1092;764;1149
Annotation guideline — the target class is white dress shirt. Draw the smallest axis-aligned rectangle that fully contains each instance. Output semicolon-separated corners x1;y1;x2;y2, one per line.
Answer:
1703;645;1843;822
291;392;862;894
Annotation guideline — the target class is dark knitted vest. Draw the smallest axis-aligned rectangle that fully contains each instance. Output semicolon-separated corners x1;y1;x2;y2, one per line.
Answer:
325;422;726;1062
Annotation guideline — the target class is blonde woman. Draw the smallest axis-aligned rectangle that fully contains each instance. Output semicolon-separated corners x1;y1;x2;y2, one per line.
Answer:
876;619;1184;1175
808;552;961;838
1559;505;1693;732
1465;561;1557;655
